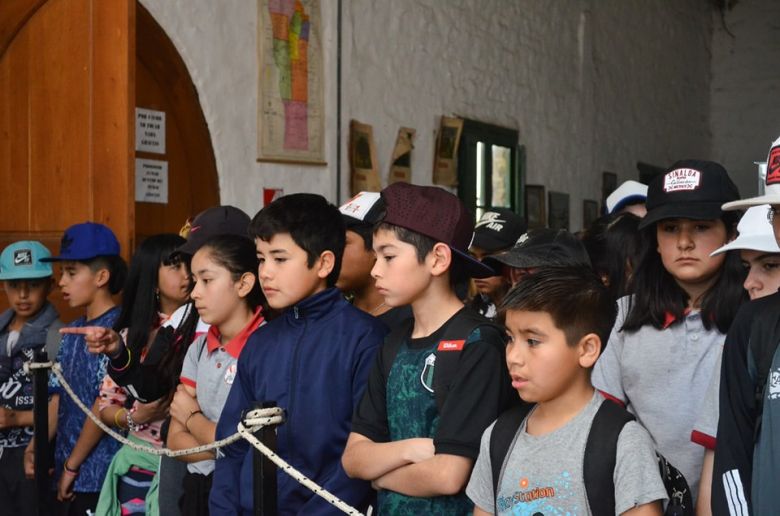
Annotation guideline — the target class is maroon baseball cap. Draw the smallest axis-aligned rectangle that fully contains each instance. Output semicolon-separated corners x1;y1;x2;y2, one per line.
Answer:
171;205;251;257
381;182;496;278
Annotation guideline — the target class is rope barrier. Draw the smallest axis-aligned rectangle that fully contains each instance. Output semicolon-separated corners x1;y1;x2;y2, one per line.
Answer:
26;360;365;515
237;424;365;515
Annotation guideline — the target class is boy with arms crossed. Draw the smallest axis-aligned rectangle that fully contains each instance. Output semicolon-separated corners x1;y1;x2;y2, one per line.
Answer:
342;183;515;514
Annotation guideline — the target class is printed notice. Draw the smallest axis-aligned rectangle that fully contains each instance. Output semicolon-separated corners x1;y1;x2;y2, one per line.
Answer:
135;108;166;154
135;158;169;204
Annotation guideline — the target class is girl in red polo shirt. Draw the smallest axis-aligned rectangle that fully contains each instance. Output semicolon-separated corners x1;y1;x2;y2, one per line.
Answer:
169;234;265;515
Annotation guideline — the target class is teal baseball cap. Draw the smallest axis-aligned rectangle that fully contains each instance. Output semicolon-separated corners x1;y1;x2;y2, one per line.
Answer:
0;241;54;280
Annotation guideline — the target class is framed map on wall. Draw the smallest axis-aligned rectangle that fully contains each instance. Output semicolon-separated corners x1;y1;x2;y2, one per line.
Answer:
257;0;326;164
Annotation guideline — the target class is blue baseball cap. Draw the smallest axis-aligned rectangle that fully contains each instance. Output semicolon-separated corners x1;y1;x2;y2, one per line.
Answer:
40;222;120;262
0;241;53;280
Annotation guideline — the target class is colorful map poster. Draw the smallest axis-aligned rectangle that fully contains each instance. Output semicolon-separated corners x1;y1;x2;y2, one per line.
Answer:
257;0;325;164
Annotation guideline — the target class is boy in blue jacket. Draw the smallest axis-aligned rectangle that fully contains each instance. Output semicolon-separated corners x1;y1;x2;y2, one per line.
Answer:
210;194;387;515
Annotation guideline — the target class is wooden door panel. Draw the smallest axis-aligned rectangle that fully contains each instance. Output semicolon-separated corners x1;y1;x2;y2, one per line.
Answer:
28;0;92;228
0;21;31;232
0;0;133;320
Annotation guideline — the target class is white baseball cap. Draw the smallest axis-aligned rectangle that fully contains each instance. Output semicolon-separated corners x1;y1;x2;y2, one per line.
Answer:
711;205;780;256
606;180;648;214
723;135;780;210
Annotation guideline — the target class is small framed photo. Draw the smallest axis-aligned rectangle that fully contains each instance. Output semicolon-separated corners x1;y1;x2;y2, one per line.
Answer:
548;191;570;230
583;199;599;230
602;171;618;209
525;185;546;229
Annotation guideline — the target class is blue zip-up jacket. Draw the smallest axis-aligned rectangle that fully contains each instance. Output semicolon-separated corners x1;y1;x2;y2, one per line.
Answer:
210;288;387;515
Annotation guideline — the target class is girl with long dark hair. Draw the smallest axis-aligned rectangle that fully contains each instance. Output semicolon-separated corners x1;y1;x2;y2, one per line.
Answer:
94;234;190;514
591;160;747;504
168;234;265;515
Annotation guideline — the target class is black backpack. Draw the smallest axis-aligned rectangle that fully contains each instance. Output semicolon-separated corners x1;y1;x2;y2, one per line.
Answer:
489;400;693;515
381;308;506;412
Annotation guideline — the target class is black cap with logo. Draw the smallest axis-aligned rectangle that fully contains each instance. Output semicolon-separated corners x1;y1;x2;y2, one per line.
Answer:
483;228;591;270
638;159;740;229
470;208;528;254
171;205;252;257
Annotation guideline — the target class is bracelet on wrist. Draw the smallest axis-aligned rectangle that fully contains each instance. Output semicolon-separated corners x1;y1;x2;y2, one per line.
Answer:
125;408;141;433
185;409;203;431
110;346;132;371
63;461;79;476
113;408;126;428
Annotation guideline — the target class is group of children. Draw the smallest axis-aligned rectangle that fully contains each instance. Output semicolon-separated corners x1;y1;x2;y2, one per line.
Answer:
1;139;779;515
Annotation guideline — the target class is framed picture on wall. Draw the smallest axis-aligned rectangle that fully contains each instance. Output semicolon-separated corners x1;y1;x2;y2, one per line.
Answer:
602;172;618;210
525;185;546;229
256;0;326;164
583;199;599;230
548;191;570;230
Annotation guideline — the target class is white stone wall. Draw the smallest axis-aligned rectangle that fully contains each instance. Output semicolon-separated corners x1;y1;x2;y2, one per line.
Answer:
140;0;715;230
138;0;340;218
343;0;713;229
710;0;780;198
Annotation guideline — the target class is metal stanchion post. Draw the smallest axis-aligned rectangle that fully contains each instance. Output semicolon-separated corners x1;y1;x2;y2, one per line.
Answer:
32;350;49;516
253;401;278;515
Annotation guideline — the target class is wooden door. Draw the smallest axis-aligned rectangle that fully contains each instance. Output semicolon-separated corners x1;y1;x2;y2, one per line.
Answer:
0;1;219;320
0;0;134;320
134;4;219;244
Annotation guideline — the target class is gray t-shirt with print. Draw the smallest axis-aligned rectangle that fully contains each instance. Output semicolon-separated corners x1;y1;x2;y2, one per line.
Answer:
466;392;667;515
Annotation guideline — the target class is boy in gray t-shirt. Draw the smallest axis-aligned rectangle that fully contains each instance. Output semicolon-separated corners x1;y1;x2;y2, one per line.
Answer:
466;267;668;515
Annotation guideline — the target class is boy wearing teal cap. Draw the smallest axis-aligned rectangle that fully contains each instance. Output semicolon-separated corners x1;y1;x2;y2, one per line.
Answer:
0;241;62;513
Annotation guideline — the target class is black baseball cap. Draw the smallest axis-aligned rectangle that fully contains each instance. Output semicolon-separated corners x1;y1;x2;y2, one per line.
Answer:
483;228;592;270
471;208;527;253
638;159;740;229
171;205;251;257
381;182;496;278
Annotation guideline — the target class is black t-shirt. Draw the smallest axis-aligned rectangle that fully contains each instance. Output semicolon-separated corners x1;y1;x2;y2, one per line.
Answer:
376;305;413;333
351;307;515;460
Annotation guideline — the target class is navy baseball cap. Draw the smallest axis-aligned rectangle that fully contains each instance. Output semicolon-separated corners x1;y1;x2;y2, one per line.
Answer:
40;222;120;262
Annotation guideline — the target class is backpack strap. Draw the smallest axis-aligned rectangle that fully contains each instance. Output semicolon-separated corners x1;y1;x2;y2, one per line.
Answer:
748;308;780;439
583;399;635;516
431;309;502;412
489;403;534;508
381;318;415;380
380;309;501;412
